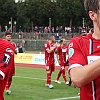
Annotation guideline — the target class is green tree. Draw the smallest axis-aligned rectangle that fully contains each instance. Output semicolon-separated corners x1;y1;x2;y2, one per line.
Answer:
0;0;92;32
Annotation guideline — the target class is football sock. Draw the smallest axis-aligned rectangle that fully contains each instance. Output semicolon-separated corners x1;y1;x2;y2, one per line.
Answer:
46;73;51;84
62;70;67;82
56;71;62;81
5;81;9;90
5;76;12;90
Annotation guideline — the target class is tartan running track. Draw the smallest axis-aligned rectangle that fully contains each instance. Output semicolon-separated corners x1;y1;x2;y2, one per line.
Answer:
15;63;69;70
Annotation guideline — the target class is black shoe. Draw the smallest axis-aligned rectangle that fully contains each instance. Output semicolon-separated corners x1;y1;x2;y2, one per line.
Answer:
68;78;72;86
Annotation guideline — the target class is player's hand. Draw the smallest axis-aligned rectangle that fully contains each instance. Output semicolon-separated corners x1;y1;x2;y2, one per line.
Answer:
54;42;58;48
56;42;60;47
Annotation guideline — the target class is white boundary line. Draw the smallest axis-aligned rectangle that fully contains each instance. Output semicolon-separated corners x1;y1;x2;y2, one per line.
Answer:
14;76;46;81
14;76;80;100
50;96;79;100
14;76;64;82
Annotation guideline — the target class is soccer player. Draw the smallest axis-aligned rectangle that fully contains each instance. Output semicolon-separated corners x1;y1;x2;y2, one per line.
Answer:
44;35;57;89
4;32;17;95
68;0;100;100
0;38;15;100
55;38;69;85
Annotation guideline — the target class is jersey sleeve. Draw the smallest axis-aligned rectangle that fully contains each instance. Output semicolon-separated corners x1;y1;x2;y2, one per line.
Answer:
68;38;87;70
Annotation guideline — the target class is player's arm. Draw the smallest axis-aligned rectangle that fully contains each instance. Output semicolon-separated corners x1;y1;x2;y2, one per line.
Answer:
56;54;61;65
0;70;5;80
11;42;17;55
46;48;55;53
0;53;11;80
14;49;17;55
70;60;100;88
68;39;100;88
56;47;61;65
46;44;57;53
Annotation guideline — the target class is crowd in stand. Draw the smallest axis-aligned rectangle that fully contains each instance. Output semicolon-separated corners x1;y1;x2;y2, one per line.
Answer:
26;26;94;40
27;26;93;34
0;25;93;40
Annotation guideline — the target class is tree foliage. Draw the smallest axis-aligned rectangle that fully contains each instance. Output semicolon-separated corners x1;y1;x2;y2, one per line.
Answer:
0;0;92;31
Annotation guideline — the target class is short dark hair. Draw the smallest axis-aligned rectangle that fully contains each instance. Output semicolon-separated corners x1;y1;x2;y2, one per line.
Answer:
84;0;99;14
60;39;63;43
5;32;12;36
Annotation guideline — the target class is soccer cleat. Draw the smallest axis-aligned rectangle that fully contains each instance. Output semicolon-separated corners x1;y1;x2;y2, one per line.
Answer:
68;78;72;86
48;84;53;89
55;80;61;84
45;84;49;87
78;92;80;95
65;81;69;85
6;90;11;95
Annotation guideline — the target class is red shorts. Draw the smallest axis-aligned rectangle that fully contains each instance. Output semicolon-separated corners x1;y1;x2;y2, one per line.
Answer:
60;62;66;71
45;62;55;72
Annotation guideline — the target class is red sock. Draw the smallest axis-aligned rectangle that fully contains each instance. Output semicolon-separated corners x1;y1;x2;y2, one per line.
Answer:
62;70;67;82
46;73;51;84
5;81;9;90
5;76;12;90
56;71;62;81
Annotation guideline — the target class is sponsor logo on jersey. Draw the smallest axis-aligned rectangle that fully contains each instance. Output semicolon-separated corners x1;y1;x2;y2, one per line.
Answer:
69;43;73;48
6;48;14;55
87;56;100;64
45;44;47;47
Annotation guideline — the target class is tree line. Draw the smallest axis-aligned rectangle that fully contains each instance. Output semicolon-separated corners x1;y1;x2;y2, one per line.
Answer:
0;0;92;32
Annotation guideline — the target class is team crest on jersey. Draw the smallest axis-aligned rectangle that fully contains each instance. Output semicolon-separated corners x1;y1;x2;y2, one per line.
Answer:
68;48;74;58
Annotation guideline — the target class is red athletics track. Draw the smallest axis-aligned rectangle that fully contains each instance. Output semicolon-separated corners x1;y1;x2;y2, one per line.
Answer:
15;63;68;70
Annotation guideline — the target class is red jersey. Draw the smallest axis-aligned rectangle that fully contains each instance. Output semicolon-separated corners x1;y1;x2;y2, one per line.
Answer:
57;45;67;65
44;42;55;65
0;39;14;100
11;42;16;48
10;41;17;76
68;34;100;100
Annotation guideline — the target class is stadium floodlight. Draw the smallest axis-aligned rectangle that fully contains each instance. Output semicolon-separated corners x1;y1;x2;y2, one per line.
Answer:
21;0;25;3
15;0;18;3
82;18;85;28
54;0;57;2
49;18;51;29
51;0;57;2
15;0;25;3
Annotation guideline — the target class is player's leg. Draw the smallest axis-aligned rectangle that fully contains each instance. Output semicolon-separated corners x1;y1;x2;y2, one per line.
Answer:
48;64;55;89
45;64;53;89
55;66;62;84
5;76;12;95
45;66;51;85
46;71;51;85
61;66;69;85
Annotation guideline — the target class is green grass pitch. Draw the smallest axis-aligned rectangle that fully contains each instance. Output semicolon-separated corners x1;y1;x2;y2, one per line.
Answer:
4;66;79;100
